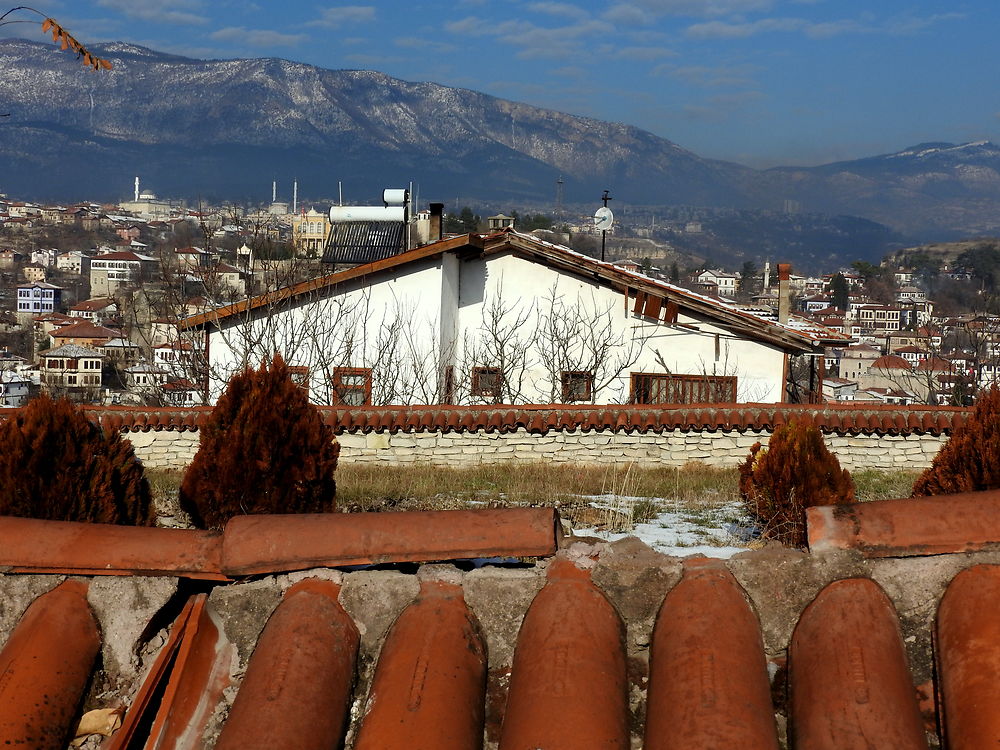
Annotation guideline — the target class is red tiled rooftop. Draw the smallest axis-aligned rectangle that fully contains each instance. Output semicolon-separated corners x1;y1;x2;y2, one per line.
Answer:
871;354;911;370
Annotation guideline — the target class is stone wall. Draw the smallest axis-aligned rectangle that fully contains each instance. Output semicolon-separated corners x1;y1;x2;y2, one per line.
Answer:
335;427;947;471
124;429;199;470
123;425;947;472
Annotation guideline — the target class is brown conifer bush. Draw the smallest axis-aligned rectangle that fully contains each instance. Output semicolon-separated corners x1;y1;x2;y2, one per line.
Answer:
912;387;1000;496
738;421;855;547
0;394;153;525
179;354;339;529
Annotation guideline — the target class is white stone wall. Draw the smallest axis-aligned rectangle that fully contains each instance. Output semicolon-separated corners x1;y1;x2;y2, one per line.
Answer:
124;430;199;470
336;428;947;471
123;426;947;472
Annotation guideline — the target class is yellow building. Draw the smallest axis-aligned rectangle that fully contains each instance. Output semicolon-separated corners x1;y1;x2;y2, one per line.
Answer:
292;208;330;257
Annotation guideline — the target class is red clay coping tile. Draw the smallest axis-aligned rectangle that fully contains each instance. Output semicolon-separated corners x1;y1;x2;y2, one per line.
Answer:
807;490;1000;557
0;580;100;749
0;403;971;436
221;507;562;576
354;580;487;750
645;558;779;749
0;517;225;579
936;564;1000;750
789;578;928;749
500;558;630;749
0;507;561;578
215;580;358;749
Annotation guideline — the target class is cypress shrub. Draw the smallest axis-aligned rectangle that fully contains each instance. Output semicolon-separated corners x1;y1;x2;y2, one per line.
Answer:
179;354;339;529
912;387;1000;496
738;421;855;547
0;394;153;525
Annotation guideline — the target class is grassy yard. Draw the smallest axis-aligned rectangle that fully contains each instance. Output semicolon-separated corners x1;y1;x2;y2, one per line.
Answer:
146;462;921;533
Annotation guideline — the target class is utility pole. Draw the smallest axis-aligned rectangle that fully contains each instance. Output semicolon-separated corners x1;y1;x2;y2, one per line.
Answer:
595;189;614;262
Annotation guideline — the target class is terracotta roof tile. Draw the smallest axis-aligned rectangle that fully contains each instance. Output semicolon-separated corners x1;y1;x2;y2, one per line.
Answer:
935;564;1000;749
215;580;358;749
0;580;100;748
807;490;1000;556
354;580;486;749
789;578;927;749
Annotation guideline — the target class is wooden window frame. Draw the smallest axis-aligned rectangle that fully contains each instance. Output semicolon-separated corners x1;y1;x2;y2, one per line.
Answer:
331;367;372;406
471;366;503;399
288;365;310;398
629;372;737;405
561;370;594;402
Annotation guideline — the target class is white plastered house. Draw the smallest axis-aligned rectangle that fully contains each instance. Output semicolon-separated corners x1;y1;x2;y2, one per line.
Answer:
180;231;847;406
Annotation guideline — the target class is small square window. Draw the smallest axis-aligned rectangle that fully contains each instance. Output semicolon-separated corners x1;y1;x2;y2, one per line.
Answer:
332;367;371;406
561;371;594;402
472;367;502;399
288;365;310;397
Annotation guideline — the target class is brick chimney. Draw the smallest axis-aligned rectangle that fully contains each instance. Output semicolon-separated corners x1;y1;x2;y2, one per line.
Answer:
429;202;444;242
778;263;792;324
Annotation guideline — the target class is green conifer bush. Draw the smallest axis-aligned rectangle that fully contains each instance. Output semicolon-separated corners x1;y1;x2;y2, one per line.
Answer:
912;387;1000;496
179;354;339;529
0;395;153;524
738;421;855;547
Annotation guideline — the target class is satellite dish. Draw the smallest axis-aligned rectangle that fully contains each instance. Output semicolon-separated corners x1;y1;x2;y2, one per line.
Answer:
594;206;614;231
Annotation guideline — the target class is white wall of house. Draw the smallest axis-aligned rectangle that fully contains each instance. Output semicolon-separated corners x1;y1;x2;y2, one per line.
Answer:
204;250;788;405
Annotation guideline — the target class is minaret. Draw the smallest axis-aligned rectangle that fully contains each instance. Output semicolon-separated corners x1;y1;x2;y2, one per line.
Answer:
272;180;277;203
134;176;139;202
292;180;298;213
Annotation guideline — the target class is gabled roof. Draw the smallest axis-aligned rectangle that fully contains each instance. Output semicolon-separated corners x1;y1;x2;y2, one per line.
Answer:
180;231;849;352
43;344;105;359
871;354;911;370
70;298;116;312
52;321;122;340
92;250;155;262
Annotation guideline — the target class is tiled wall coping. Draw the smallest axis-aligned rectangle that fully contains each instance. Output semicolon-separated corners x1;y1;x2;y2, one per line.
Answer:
0;403;971;436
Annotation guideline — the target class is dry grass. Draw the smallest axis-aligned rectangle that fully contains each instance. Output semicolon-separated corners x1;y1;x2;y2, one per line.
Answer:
148;463;920;523
334;461;740;522
852;469;921;502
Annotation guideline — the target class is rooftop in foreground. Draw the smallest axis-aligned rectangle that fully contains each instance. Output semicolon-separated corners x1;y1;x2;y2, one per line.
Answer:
2;491;1000;748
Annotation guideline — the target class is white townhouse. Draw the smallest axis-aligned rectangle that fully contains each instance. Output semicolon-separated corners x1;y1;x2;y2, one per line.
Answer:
180;231;848;406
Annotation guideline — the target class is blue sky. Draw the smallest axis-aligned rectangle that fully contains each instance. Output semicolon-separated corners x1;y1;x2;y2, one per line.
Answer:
21;1;1000;167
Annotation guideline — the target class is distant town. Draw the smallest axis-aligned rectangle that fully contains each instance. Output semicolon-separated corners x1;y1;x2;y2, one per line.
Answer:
0;183;997;409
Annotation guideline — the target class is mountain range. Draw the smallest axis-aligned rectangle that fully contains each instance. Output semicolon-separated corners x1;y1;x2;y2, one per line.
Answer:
0;39;998;243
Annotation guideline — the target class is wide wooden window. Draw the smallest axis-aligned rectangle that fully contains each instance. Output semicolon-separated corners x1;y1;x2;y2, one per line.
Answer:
630;373;737;405
331;367;371;406
471;367;502;398
561;370;594;402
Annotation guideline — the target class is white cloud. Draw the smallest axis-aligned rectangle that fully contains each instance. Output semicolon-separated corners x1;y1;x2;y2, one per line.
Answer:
210;27;307;47
316;6;376;28
618;0;775;18
885;12;966;36
685;17;803;39
96;0;208;26
526;2;587;19
661;63;758;86
613;45;677;60
394;37;457;54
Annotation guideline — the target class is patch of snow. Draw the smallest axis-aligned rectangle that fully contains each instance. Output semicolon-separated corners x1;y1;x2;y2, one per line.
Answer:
574;497;753;559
